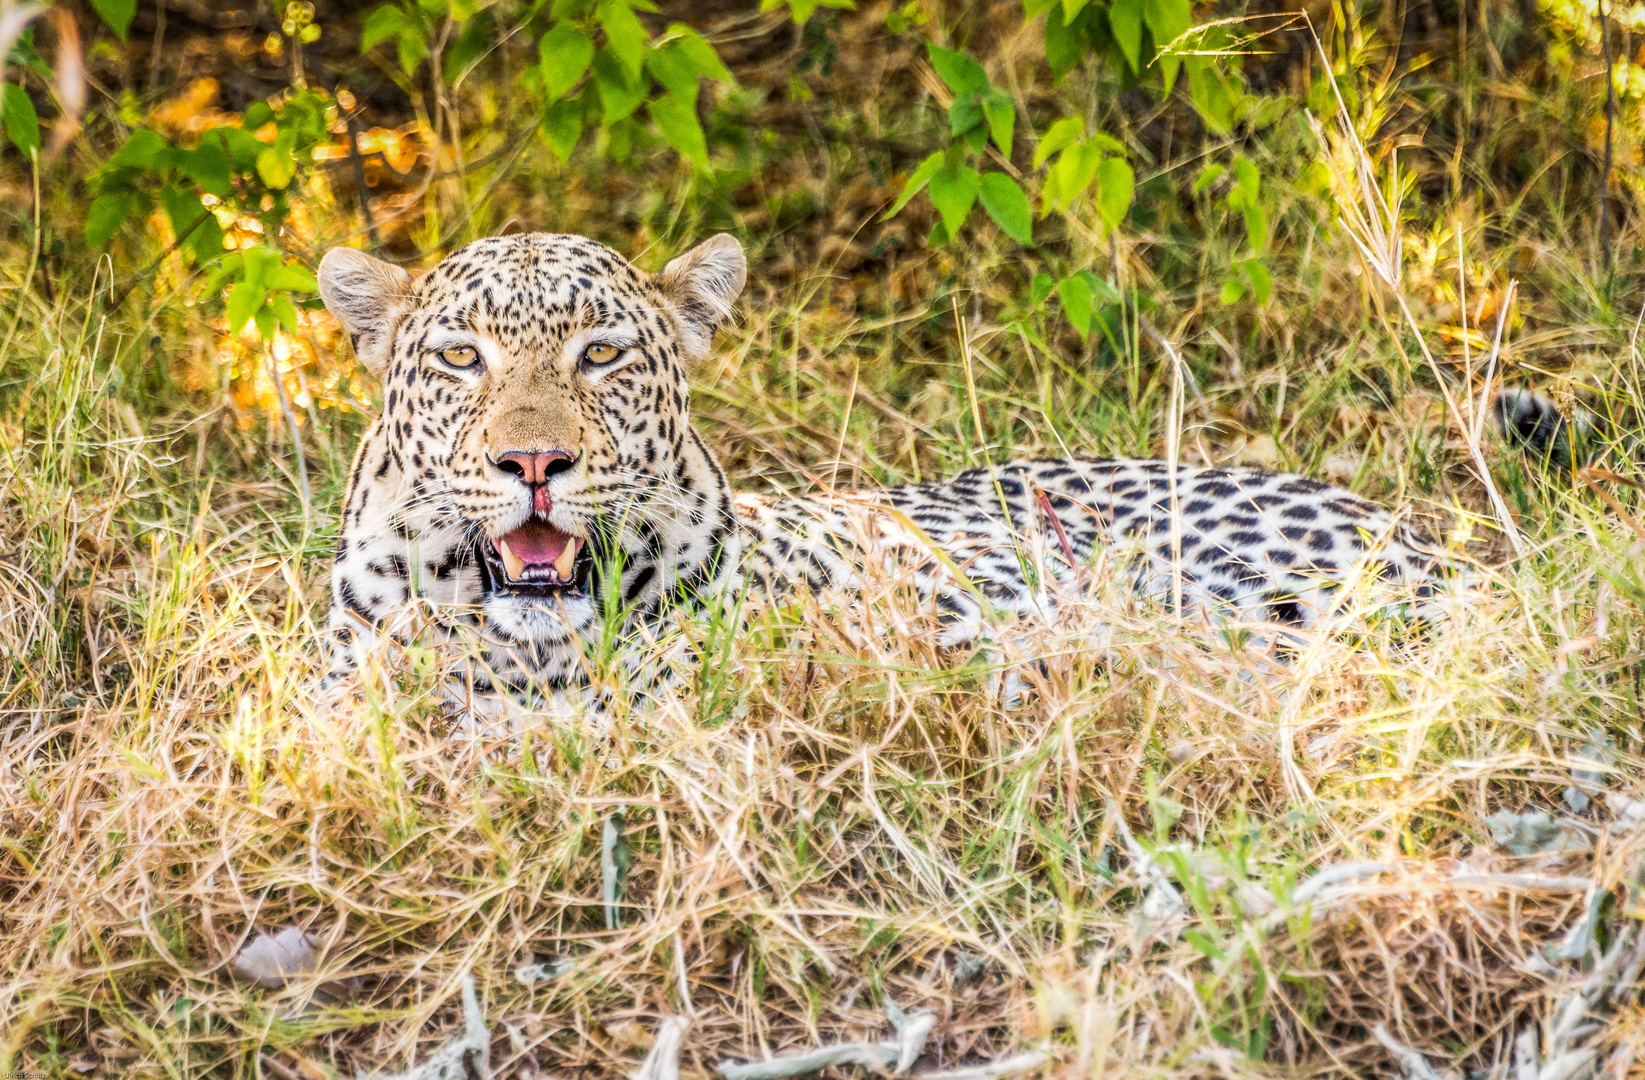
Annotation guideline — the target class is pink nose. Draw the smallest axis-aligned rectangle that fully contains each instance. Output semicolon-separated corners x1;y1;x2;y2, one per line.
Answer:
493;449;576;485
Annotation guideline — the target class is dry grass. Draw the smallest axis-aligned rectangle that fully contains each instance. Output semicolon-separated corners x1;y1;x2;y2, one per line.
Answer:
5;1;1645;1076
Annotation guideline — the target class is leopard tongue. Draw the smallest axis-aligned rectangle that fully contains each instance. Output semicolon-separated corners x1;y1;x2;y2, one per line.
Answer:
495;518;581;583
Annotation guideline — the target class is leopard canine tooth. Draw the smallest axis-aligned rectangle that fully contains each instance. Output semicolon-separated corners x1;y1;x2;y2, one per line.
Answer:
497;539;525;581
553;538;577;581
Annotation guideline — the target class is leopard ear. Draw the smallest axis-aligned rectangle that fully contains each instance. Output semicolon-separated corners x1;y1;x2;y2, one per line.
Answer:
658;233;745;356
318;246;412;377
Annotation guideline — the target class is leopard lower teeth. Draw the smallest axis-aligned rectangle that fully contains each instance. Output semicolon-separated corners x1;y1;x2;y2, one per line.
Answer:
497;539;525;581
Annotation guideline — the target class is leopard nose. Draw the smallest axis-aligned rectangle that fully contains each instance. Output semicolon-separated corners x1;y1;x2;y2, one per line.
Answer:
493;449;576;485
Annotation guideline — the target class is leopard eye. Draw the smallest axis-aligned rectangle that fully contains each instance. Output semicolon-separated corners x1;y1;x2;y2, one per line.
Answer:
437;345;480;369
583;343;625;367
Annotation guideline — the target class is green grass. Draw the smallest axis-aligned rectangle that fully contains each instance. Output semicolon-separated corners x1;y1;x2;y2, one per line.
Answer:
5;4;1645;1077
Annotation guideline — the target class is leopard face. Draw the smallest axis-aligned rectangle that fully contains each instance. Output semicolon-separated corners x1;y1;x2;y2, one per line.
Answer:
319;233;745;673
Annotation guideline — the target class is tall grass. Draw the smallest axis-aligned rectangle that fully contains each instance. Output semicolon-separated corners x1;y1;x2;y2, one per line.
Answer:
4;3;1645;1076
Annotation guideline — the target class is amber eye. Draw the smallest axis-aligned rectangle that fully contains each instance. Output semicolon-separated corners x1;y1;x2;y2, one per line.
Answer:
583;343;624;366
438;345;480;369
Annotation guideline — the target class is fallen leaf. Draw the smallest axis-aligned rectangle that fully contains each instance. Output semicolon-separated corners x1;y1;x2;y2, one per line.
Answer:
233;926;317;988
1485;809;1589;856
605;1018;653;1051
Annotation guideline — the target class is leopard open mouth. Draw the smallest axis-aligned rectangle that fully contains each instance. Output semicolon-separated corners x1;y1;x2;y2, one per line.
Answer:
476;515;595;599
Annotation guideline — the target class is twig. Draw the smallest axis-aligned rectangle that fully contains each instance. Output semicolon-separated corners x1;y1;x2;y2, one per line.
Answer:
1032;483;1079;570
633;1017;689;1080
105;209;211;312
602;808;626;931
913;1053;1052;1080
346;107;382;251
144;0;166;95
1373;1024;1448;1080
265;341;312;527
1599;0;1616;274
717;1002;936;1080
1575;468;1645;543
826;353;859;492
258;1055;304;1080
1447;872;1592;893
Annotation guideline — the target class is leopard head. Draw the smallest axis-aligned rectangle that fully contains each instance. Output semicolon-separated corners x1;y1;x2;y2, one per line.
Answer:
318;232;746;648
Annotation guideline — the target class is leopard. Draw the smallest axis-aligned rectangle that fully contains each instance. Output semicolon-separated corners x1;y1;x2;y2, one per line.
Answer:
316;231;1455;700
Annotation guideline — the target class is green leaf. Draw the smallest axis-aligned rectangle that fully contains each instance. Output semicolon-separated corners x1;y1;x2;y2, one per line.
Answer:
1158;53;1181;94
214;127;264;170
1187;57;1236;135
597;0;649;82
1;83;39;155
254;304;277;342
1234;156;1260;199
1043;142;1101;212
648;92;709;171
1095;156;1134;231
85;190;134;247
926;44;989;96
1142;0;1189;52
592;49;647;123
360;4;411;51
1089;131;1127;154
927;164;980;238
1242;257;1272;305
1143;0;1189;89
1192;163;1225;195
243;101;275;130
266;264;319;292
189;218;225;266
664;24;733;82
978;172;1032;245
1184;928;1227;962
1034;116;1082;168
442;15;489;84
1107;0;1143;74
241;246;281;291
397;31;430;75
606;114;637;161
647;41;701;103
1043;9;1083;82
539;24;596;101
201;252;244;296
1219;277;1245;305
774;0;856;23
179;143;232;198
90;0;137;40
227;281;267;335
541;96;586;160
109;128;168;170
882;150;944;219
948;97;983;139
273;294;300;333
255;145;295;189
1241;202;1268;252
1029;271;1053;308
1056;273;1093;339
159;185;221;266
981;90;1014;157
